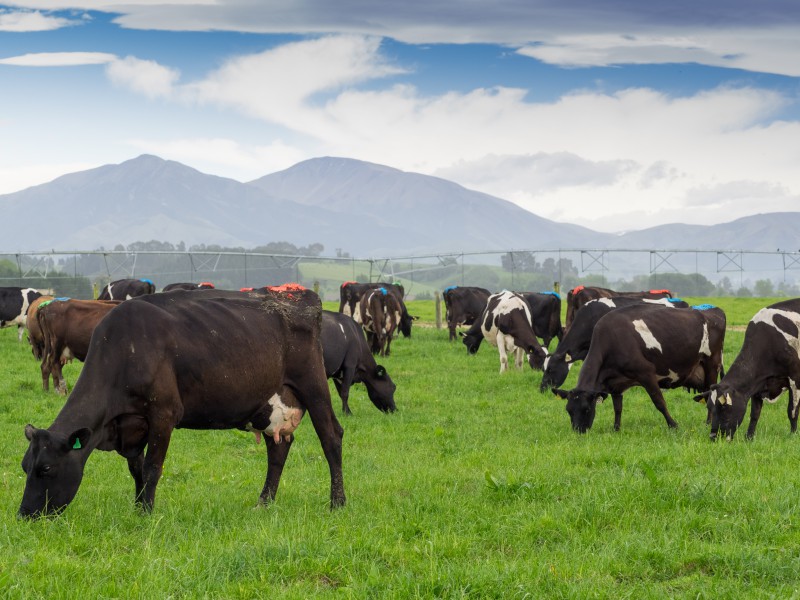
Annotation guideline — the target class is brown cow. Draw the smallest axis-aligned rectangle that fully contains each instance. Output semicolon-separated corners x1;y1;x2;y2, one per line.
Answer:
26;295;54;360
564;286;673;330
37;299;122;394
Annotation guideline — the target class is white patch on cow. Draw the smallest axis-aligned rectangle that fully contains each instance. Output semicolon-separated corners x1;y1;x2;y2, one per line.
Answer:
699;323;711;356
482;291;534;372
60;346;74;364
543;356;551;370
261;393;304;443
565;353;572;363
660;369;680;383
106;283;114;300
338;323;345;335
130;343;135;354
790;378;800;419
125;294;133;300
643;298;674;307
633;319;662;352
596;298;616;308
352;300;362;324
752;308;800;360
342;303;352;317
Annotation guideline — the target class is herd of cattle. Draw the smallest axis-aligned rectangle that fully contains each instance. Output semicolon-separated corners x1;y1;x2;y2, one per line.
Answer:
1;278;799;519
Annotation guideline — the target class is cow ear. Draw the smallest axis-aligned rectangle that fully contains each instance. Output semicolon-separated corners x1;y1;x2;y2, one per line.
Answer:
375;365;386;378
551;388;569;400
67;428;91;451
693;391;710;405
459;331;466;337
24;424;37;441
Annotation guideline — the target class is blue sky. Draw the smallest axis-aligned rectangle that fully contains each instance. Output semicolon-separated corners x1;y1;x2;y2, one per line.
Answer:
1;1;799;233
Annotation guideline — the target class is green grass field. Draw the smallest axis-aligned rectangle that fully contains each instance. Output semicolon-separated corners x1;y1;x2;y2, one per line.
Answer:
1;297;799;598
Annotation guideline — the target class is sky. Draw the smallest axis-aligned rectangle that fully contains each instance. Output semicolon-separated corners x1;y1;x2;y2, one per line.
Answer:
1;1;800;233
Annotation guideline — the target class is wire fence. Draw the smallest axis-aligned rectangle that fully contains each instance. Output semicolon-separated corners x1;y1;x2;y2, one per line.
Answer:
2;248;799;300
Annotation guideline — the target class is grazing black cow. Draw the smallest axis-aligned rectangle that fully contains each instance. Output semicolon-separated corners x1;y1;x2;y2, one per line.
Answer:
359;287;399;357
97;278;156;300
0;287;43;341
162;282;215;292
36;298;122;394
552;303;726;433
519;291;564;349
541;296;689;392
321;311;397;415
19;288;345;518
564;285;673;330
443;286;491;341
695;298;800;440
340;281;415;338
461;290;548;373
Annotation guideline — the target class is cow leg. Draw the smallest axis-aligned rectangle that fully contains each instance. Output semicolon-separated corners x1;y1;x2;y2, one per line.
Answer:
611;393;623;431
448;324;456;342
40;358;51;392
787;390;799;434
53;360;67;396
333;372;354;416
514;347;525;370
495;332;509;373
138;417;177;513
384;334;392;357
293;382;346;509
642;381;678;428
259;436;294;505
746;397;764;440
127;453;145;504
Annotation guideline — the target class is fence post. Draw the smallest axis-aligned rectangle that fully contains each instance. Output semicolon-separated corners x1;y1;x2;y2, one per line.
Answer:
435;291;442;329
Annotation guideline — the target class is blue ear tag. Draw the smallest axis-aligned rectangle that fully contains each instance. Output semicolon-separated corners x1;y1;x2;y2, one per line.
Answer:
73;439;82;449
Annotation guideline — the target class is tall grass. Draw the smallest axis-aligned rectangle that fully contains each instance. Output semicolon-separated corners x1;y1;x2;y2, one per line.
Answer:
1;297;799;598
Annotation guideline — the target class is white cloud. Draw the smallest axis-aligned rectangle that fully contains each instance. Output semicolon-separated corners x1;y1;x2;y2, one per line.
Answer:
0;8;78;32
517;28;800;77
0;51;116;66
105;55;180;99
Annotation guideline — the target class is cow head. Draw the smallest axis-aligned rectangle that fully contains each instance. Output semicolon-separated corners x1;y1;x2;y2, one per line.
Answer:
526;346;548;371
398;313;418;338
551;388;607;433
694;385;746;440
460;330;483;354
539;352;573;392
364;365;397;413
19;425;91;518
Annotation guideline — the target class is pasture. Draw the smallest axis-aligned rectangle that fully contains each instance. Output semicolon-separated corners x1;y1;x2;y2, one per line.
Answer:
1;297;800;598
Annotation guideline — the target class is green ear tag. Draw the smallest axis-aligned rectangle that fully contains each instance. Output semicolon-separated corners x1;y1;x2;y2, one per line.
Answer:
73;439;82;450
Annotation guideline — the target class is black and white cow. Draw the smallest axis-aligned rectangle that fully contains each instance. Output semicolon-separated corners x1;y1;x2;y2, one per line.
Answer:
340;281;415;338
97;278;156;300
321;311;397;415
564;285;673;330
552;303;726;433
461;290;548;373
443;286;491;341
0;287;43;341
695;298;800;440
162;282;216;292
359;287;399;357
540;296;689;392
518;291;564;349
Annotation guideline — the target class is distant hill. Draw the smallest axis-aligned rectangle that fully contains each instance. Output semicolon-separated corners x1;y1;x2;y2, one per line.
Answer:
1;154;798;255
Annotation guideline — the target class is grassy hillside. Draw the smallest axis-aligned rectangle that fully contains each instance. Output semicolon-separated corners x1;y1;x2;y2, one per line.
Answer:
1;297;798;598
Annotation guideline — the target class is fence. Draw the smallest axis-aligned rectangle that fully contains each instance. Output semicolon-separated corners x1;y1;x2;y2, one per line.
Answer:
2;248;799;300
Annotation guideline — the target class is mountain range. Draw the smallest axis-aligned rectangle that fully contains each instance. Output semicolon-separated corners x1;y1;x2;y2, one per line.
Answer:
1;154;798;256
